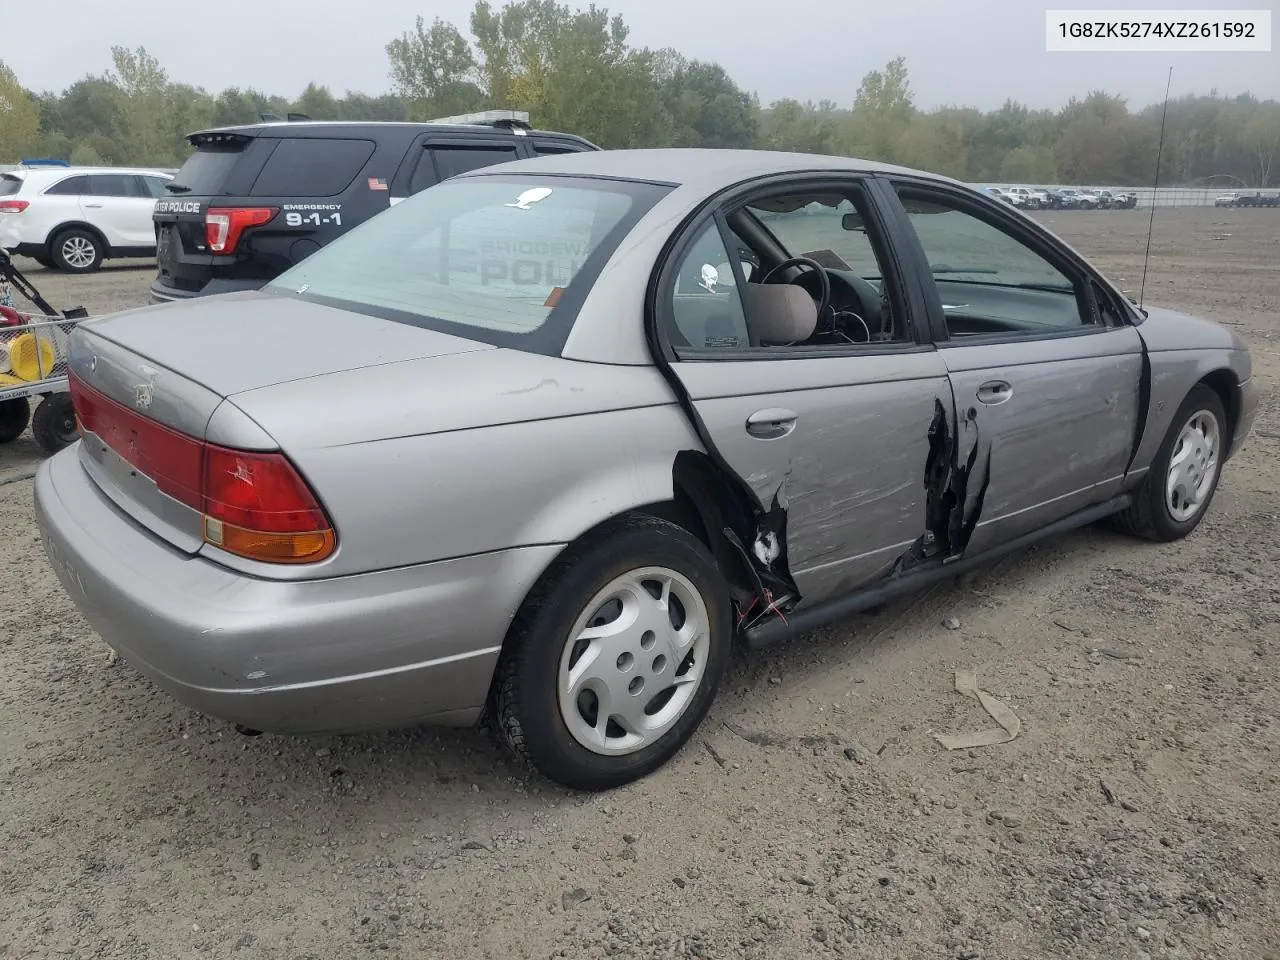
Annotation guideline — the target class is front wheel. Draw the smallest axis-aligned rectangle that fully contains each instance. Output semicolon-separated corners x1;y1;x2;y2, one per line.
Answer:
491;515;731;791
1113;384;1227;541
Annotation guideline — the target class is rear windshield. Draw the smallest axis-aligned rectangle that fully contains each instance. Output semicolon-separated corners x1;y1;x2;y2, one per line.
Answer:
0;176;22;196
168;142;247;195
267;174;670;355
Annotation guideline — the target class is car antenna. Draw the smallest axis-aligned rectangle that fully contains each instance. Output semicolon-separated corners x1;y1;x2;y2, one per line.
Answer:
1138;66;1173;313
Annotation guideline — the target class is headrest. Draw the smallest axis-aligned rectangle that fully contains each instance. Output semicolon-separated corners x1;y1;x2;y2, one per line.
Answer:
741;283;818;345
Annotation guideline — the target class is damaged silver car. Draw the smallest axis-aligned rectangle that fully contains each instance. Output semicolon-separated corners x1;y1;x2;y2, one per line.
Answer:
35;149;1258;790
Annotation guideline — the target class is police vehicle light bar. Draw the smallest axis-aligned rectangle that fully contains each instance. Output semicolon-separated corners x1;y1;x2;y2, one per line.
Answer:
428;110;531;129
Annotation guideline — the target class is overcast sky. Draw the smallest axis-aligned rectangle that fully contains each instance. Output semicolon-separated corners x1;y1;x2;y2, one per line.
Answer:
2;0;1275;111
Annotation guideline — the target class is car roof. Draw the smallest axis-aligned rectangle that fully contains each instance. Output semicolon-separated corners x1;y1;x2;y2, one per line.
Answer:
13;166;173;179
457;147;961;192
187;120;594;143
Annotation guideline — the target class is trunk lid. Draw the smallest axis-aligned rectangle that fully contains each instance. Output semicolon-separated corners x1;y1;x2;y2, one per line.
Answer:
67;292;493;555
81;290;494;397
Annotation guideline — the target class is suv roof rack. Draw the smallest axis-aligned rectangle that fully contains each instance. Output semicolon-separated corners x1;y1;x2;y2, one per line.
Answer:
259;112;313;123
425;109;532;133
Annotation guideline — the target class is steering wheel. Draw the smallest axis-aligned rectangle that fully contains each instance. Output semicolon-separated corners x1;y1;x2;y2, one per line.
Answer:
760;256;831;320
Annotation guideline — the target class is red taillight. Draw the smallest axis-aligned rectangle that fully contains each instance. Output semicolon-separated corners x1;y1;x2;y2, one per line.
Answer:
205;206;277;254
69;372;335;564
0;200;30;214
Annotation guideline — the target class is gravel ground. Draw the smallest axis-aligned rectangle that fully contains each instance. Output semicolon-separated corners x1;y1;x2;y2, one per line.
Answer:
1;208;1277;959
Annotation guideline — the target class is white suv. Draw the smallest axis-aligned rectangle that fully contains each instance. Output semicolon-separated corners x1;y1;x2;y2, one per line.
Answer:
0;166;173;273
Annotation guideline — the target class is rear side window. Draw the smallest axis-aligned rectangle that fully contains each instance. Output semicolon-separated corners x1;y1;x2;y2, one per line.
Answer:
170;142;250;195
45;176;90;196
140;176;171;198
269;174;670;355
251;138;375;198
0;176;21;196
86;174;143;198
410;145;521;193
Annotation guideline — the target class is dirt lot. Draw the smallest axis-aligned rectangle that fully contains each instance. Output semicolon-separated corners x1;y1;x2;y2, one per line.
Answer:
1;208;1277;960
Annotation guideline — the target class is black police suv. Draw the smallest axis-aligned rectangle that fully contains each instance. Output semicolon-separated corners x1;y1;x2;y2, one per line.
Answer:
149;115;598;303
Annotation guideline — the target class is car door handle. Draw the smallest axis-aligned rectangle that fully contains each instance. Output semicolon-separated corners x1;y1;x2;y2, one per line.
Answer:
84;203;103;208
745;408;798;439
977;380;1013;404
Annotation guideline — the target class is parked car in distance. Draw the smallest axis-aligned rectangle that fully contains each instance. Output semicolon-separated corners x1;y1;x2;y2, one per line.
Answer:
0;166;174;272
1004;186;1048;209
1041;189;1075;210
37;149;1258;790
1228;192;1279;208
150;111;599;304
1214;192;1241;207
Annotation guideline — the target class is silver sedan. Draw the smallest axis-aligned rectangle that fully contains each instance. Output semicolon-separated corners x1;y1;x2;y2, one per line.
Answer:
35;149;1258;790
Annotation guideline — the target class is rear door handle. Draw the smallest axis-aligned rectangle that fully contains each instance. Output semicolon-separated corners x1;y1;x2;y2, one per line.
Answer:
84;203;104;208
745;408;798;439
977;380;1013;404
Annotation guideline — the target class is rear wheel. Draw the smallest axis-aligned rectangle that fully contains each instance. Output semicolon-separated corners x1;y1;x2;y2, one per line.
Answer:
0;397;30;443
32;393;78;454
51;229;104;273
1113;384;1226;542
491;515;731;791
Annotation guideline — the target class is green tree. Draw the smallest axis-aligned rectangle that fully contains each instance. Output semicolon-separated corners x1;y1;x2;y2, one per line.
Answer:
653;51;757;148
845;56;914;162
386;16;484;119
0;61;42;162
467;0;665;147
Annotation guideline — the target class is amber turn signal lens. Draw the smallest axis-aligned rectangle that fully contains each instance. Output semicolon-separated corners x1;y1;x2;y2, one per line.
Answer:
204;517;336;564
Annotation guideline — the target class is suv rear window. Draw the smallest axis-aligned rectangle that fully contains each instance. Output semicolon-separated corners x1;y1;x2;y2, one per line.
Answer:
251;137;376;198
268;174;670;355
170;142;248;195
0;176;21;197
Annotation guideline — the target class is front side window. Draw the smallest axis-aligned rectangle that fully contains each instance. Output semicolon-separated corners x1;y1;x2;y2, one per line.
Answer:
268;174;669;355
895;187;1088;338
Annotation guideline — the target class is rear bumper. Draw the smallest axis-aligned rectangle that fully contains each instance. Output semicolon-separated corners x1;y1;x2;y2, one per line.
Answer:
149;276;267;304
34;447;561;734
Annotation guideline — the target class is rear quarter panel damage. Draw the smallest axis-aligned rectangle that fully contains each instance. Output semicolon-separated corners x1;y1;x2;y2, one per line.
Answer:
1130;306;1255;473
246;394;702;578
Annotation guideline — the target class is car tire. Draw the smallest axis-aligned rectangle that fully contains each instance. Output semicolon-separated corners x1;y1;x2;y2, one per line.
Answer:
1112;384;1227;542
32;393;78;455
50;228;104;273
491;514;732;791
0;397;31;443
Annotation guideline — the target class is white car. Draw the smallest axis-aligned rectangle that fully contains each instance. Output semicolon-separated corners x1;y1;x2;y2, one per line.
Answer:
1073;189;1102;209
1214;193;1240;207
1005;186;1049;209
0;166;173;273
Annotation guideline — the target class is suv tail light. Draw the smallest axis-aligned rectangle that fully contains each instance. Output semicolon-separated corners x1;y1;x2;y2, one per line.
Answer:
0;200;29;214
69;373;335;564
205;206;277;254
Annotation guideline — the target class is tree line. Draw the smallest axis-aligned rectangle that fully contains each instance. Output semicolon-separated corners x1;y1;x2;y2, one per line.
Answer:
2;0;1278;187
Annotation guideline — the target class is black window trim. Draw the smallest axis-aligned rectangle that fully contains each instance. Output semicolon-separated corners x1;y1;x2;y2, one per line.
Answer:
879;175;1138;348
394;134;527;195
652;172;937;364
